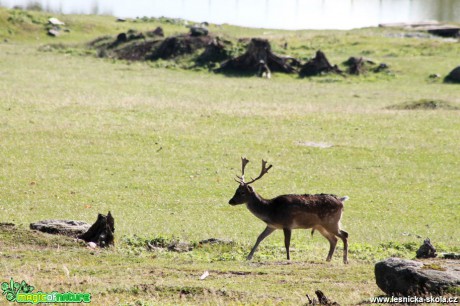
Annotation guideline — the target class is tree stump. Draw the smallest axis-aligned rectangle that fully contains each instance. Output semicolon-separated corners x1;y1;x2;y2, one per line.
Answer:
78;211;115;248
196;37;231;65
217;38;299;74
299;50;343;77
146;26;164;38
306;290;340;305
343;56;377;75
416;238;437;259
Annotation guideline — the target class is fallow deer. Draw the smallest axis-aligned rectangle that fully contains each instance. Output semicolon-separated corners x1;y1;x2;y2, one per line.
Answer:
229;157;349;263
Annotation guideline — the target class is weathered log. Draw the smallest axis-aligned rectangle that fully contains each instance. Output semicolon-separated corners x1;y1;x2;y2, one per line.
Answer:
78;211;115;248
299;50;343;77
30;220;90;237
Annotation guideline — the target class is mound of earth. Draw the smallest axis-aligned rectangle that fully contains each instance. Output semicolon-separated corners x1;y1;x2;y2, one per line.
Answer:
195;37;233;66
90;27;214;62
386;99;460;110
149;34;213;60
343;56;389;75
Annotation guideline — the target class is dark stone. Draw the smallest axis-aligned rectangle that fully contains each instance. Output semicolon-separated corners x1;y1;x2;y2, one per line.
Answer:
416;238;437;259
190;26;209;37
30;220;90;237
443;253;460;260
444;66;460;83
373;63;389;73
47;29;60;37
375;257;460;296
116;32;128;43
428;27;460;38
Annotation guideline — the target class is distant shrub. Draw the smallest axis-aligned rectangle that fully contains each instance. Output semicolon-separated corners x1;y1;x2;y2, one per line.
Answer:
25;1;43;11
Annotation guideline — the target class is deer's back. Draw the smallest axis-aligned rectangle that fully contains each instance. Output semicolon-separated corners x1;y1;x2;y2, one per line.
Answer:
267;194;344;228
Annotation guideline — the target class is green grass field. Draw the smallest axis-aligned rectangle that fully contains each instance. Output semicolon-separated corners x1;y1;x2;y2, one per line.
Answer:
0;7;459;305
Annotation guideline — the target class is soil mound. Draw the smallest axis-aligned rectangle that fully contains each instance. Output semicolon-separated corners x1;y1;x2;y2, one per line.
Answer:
386;99;460;110
90;28;213;62
149;34;213;60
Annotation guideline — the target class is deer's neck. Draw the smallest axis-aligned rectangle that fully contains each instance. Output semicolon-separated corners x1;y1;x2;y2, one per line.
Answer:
246;191;271;221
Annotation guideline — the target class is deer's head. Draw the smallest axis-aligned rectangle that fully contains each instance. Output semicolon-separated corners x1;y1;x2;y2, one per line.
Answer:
229;157;272;205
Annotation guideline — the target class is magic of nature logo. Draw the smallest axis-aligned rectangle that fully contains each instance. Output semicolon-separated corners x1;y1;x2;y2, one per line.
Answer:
1;278;91;304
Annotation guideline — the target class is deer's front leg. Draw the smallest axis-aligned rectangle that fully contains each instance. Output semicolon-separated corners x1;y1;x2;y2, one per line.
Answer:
247;226;275;260
283;228;292;260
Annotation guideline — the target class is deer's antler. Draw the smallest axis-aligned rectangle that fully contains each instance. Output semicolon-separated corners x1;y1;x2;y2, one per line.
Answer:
245;159;272;185
235;157;250;184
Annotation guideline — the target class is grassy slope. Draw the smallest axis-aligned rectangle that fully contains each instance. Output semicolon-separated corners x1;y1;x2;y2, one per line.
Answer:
0;7;459;305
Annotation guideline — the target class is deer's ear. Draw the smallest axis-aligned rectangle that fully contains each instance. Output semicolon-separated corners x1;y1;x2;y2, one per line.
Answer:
247;185;254;193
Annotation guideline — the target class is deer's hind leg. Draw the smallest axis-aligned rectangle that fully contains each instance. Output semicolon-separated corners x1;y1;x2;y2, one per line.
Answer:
316;226;338;262
337;230;348;264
